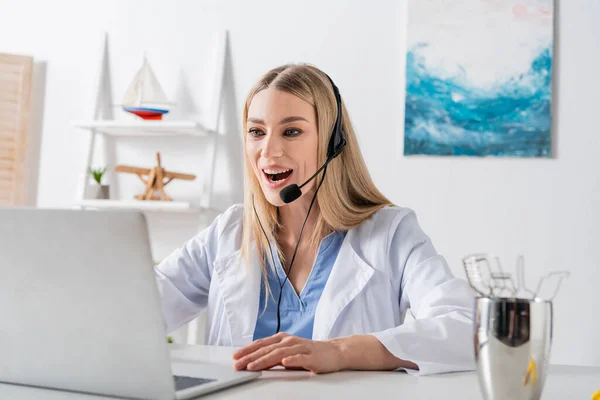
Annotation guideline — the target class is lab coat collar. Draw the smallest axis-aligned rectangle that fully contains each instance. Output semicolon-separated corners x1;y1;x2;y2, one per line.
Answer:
313;230;374;340
212;246;261;347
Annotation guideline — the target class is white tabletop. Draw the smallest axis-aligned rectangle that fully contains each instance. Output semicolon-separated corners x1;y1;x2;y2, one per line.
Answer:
1;344;598;399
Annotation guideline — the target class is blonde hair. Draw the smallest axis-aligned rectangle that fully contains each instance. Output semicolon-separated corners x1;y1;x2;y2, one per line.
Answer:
241;64;393;296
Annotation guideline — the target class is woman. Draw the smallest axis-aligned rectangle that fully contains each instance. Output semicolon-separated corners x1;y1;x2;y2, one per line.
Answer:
155;64;475;375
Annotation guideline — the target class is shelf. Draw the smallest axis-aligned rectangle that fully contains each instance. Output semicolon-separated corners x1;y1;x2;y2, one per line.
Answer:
76;199;209;214
71;120;214;137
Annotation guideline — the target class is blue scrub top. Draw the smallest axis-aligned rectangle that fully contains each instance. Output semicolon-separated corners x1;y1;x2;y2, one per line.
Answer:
253;230;345;340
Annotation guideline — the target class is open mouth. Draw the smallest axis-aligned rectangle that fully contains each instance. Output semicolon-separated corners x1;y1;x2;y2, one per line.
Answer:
263;169;293;182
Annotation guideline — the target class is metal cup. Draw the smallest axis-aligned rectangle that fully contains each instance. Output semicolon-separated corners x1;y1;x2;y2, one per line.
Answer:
474;297;553;400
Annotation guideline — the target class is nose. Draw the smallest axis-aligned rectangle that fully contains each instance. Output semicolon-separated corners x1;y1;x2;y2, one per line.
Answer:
260;132;284;159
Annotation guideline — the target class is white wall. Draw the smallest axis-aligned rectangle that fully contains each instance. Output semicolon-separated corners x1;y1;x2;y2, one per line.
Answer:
1;0;598;367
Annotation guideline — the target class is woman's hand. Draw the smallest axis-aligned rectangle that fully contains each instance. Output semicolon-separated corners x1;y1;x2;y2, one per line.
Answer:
233;333;419;374
232;332;346;374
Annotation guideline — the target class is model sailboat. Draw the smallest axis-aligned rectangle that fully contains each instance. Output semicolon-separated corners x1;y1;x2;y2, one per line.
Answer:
122;56;173;120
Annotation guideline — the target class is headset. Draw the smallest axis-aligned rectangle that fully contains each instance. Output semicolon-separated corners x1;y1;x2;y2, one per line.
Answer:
252;74;347;334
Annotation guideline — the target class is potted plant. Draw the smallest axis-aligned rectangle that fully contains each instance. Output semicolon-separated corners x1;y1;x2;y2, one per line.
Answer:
86;166;110;200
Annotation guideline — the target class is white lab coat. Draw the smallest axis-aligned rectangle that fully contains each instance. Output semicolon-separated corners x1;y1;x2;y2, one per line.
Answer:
155;204;476;375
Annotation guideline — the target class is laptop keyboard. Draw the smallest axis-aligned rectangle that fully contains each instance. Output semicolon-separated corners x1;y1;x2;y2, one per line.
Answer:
173;375;216;391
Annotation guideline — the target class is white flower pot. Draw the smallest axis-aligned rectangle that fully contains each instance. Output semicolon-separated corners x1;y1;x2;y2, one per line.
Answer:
86;184;110;200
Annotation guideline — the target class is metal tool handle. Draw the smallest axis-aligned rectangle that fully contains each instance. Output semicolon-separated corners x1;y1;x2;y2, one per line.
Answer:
515;255;535;298
463;253;512;298
463;253;495;297
532;271;570;301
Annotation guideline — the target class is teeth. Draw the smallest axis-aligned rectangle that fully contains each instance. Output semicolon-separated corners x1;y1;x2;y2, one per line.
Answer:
263;168;292;174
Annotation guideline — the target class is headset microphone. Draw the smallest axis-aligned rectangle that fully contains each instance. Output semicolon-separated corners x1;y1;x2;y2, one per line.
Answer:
279;159;332;203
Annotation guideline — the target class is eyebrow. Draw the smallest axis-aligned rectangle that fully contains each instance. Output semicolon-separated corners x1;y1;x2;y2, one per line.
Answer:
246;116;309;125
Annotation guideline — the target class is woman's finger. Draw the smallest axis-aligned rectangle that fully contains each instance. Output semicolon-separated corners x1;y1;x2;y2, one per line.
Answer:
234;341;285;370
234;336;299;370
246;345;308;371
281;354;311;370
232;332;288;360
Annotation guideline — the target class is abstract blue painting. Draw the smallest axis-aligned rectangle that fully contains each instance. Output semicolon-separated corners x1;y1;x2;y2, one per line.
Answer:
404;0;554;157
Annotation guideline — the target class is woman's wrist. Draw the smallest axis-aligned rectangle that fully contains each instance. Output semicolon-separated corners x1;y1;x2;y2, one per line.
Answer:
327;337;351;370
328;335;418;371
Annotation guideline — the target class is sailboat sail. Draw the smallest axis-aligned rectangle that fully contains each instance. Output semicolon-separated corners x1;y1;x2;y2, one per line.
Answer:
122;56;172;109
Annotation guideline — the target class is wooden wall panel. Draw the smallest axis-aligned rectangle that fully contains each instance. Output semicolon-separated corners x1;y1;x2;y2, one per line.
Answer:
0;53;33;206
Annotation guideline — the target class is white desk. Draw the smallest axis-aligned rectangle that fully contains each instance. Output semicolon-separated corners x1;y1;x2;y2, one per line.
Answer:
1;344;598;399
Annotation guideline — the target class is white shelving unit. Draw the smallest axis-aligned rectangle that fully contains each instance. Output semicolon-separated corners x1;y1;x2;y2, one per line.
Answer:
72;31;228;215
75;199;200;213
71;120;213;137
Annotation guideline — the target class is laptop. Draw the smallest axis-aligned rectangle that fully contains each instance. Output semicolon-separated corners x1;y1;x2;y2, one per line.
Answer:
0;207;260;399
